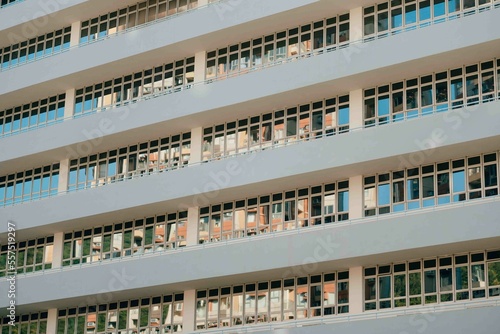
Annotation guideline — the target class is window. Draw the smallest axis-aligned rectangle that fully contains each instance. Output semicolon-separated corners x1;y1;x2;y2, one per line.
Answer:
202;95;349;160
62;212;187;266
0;27;70;70
79;0;199;44
0;93;65;137
57;294;183;334
198;181;349;244
206;13;349;80
364;249;500;311
74;58;194;116
68;133;190;190
364;59;499;126
0;236;53;277
0;163;59;206
196;271;348;329
363;0;494;37
0;312;48;334
364;153;498;216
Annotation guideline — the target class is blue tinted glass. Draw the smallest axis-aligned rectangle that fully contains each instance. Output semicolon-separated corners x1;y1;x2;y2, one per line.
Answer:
32;177;41;193
108;161;117;176
339;106;349;125
408;201;420;210
21;114;29;129
69;170;77;190
438;196;451;205
83;98;92;111
51;174;59;191
48;106;56;121
338;191;349;212
6;184;14;201
57;106;64;119
4;119;12;133
407;179;420;200
453;170;465;192
434;0;446;16
448;0;460;12
23;179;32;195
423;198;435;207
14;181;23;198
420;2;431;20
75;100;83;114
78;167;87;181
30;113;38;126
392;9;403;28
0;184;4;202
378;184;391;206
393;203;405;212
12;117;20;131
378;97;390;116
39;108;47;123
41;175;50;193
405;5;417;24
28;50;35;61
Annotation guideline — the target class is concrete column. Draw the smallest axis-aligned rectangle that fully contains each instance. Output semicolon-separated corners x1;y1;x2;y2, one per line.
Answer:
186;207;199;246
46;308;58;334
64;88;75;119
58;159;70;193
182;289;196;332
190;127;203;164
70;21;81;47
349;175;363;220
349;266;364;314
349;89;363;131
349;7;363;41
51;232;64;269
194;51;207;84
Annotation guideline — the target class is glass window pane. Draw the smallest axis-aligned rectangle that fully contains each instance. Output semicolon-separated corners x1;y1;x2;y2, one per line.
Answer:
488;262;500;287
455;266;469;290
471;264;485;288
407;179;420;200
378;183;390;206
453;170;465;193
394;274;406;297
484;164;497;187
424;270;436;293
440;268;453;292
379;276;391;299
409;272;422;295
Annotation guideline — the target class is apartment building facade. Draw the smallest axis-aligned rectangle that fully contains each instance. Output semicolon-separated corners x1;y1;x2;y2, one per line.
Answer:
1;0;500;333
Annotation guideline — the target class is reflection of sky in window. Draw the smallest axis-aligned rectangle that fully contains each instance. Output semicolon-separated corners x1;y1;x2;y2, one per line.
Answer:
453;170;465;192
378;97;390;116
339;106;349;125
405;7;416;25
378;184;390;206
419;3;431;20
392;10;402;28
434;1;446;16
